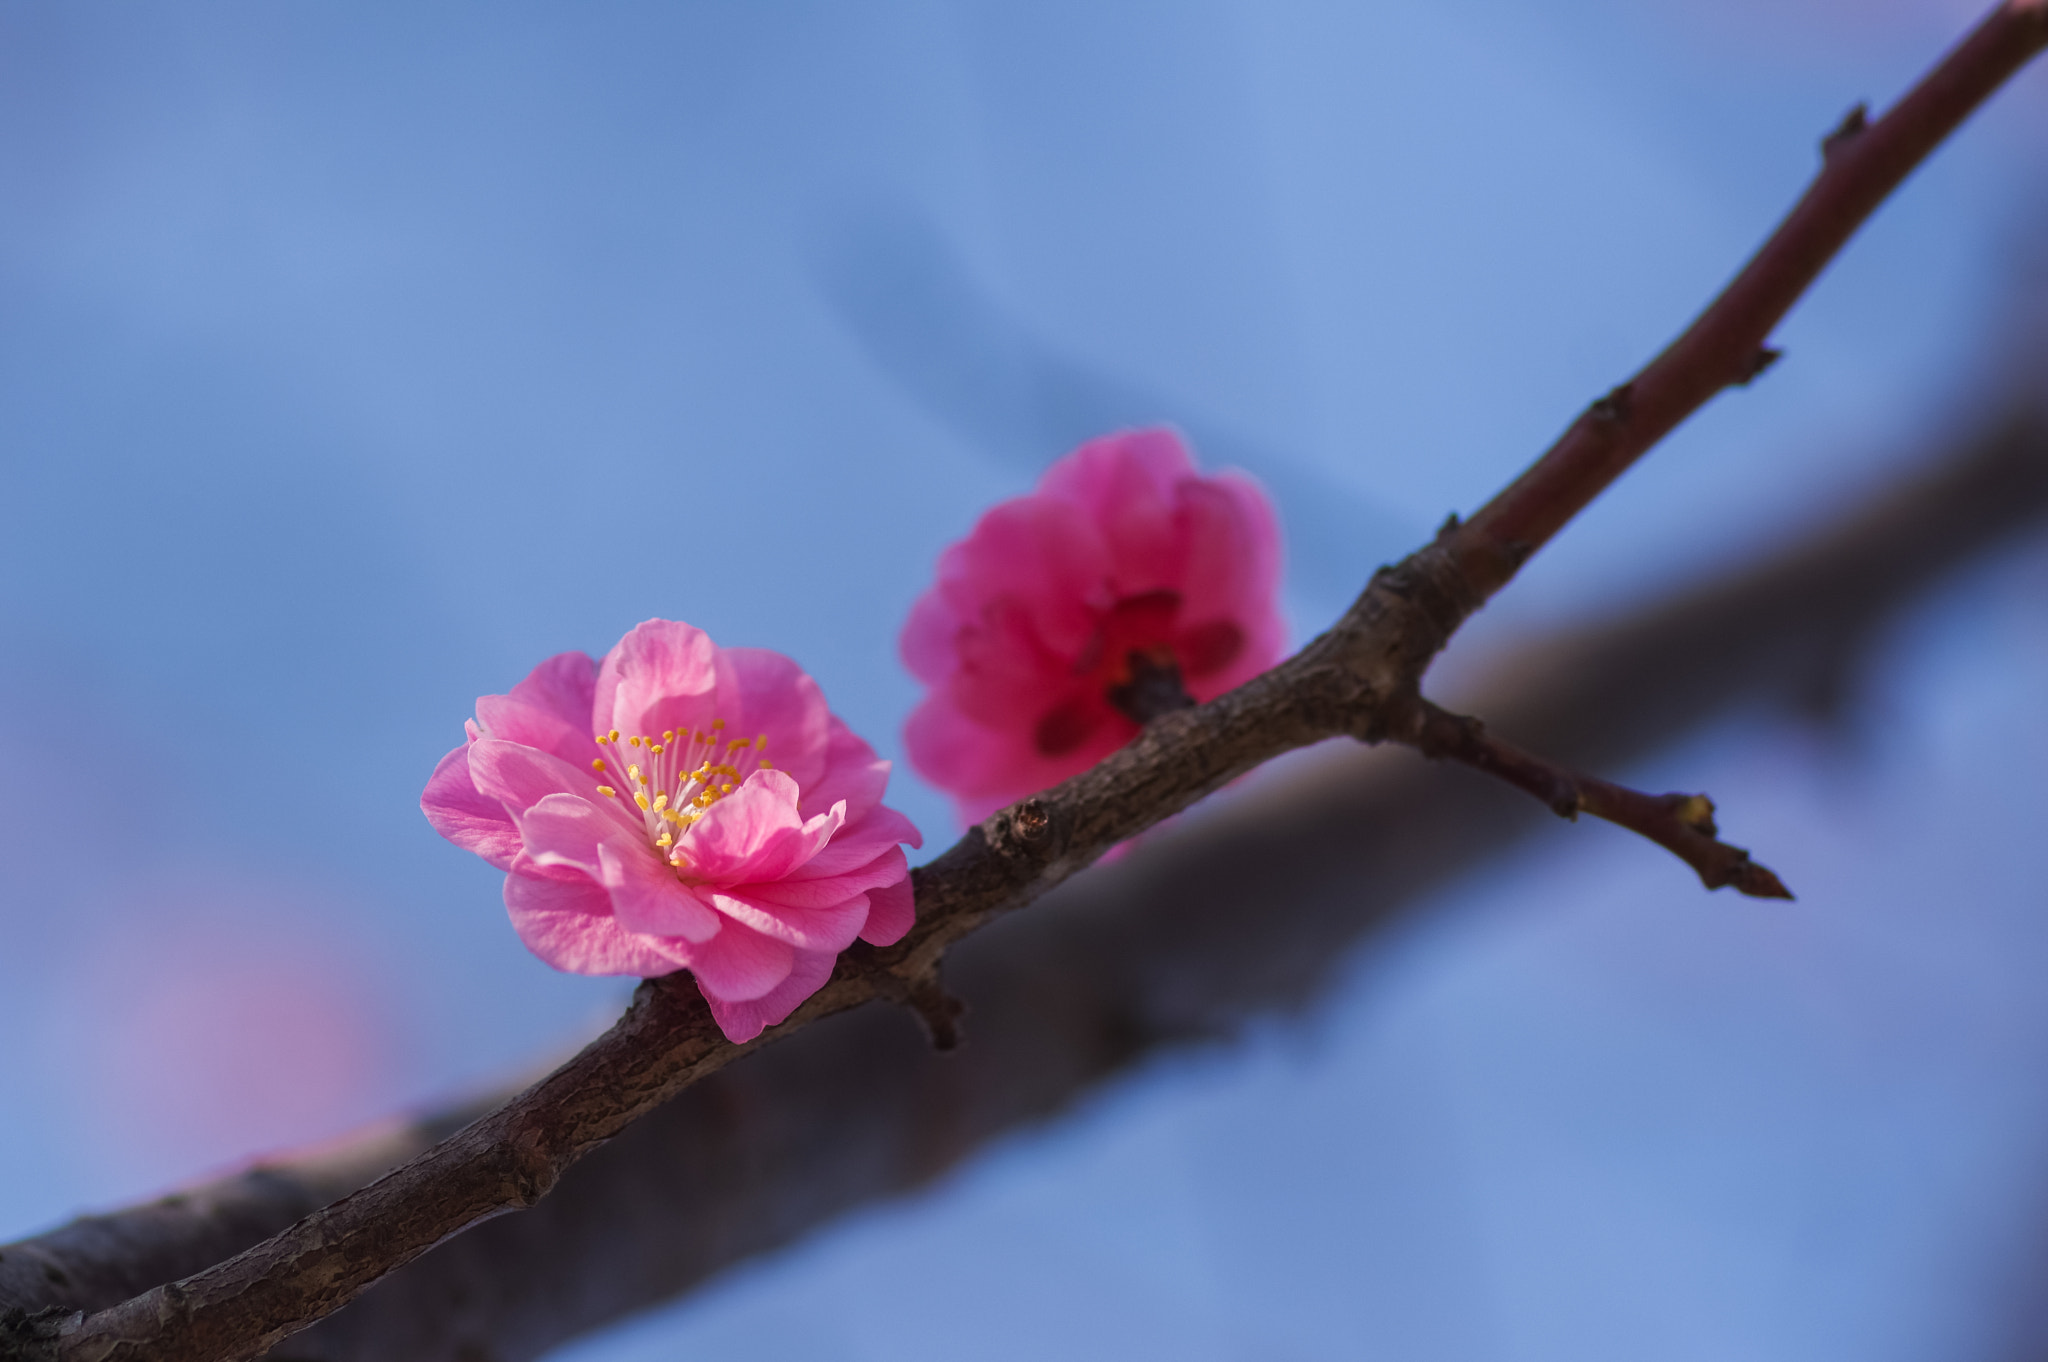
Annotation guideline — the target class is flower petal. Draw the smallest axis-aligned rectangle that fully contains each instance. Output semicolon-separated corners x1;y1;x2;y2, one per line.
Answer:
786;809;919;879
1041;427;1192;595
939;496;1110;657
504;870;689;977
740;844;907;910
421;743;521;870
597;842;723;942
469;738;619;823
683;917;793;1003
720;647;830;793
1174;473;1282;635
474;651;600;764
899;589;965;687
514;792;634;878
701;947;836;1043
703;886;870;953
796;717;899;832
682;769;840;884
509;649;600;728
594;619;727;745
858;873;915;946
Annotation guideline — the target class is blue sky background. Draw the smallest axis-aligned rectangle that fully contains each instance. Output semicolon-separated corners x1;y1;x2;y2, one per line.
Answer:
2;2;2046;1358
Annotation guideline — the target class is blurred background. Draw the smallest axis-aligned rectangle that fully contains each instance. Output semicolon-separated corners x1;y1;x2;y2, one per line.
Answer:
2;1;2046;1358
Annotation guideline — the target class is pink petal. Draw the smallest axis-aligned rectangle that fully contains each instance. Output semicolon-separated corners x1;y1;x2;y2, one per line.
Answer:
787;809;920;879
597;843;723;943
509;650;600;728
939;497;1110;657
504;871;689;977
468;738;601;818
515;792;641;878
701;947;836;1044
683;917;794;1003
703;886;871;953
682;770;840;884
796;717;897;831
421;743;521;870
594;619;727;744
899;589;965;686
859;873;915;946
1040;425;1194;512
474;651;600;764
905;692;1118;827
1174;473;1283;630
739;845;907;910
1042;428;1192;595
474;696;587;767
719;646;831;793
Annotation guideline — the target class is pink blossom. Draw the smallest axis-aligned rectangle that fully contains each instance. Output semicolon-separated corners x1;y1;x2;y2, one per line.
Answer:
902;427;1285;824
424;620;922;1043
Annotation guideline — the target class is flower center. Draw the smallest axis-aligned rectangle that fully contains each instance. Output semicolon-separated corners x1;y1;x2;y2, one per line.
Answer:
588;719;771;870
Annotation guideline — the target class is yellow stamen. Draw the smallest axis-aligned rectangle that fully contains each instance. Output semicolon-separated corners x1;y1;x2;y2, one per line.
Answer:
591;758;606;772
663;730;674;742
634;792;650;811
596;785;616;798
653;793;669;810
608;729;620;743
655;832;672;847
711;719;725;730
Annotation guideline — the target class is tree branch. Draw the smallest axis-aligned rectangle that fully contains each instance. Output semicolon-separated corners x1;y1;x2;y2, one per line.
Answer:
1393;698;1793;898
11;7;2044;1360
4;396;2045;1361
1445;0;2048;601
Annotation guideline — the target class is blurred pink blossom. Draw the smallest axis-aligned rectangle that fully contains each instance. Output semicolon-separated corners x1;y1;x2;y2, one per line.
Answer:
425;620;921;1043
61;889;403;1191
902;427;1285;825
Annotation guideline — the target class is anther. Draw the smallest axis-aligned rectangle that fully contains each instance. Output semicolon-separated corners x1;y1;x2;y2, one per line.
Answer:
608;729;620;743
653;793;669;810
592;758;606;772
634;793;651;811
596;785;617;798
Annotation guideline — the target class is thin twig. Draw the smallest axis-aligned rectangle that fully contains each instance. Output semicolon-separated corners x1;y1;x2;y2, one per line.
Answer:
1397;698;1793;898
21;7;2046;1361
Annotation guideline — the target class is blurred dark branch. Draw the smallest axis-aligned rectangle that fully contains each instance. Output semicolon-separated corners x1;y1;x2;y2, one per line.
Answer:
3;394;2044;1362
7;9;2042;1360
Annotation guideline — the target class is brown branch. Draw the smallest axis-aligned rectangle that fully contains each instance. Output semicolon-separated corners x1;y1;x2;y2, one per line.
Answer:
12;9;2043;1361
1445;0;2048;602
4;399;2045;1361
1395;698;1793;899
